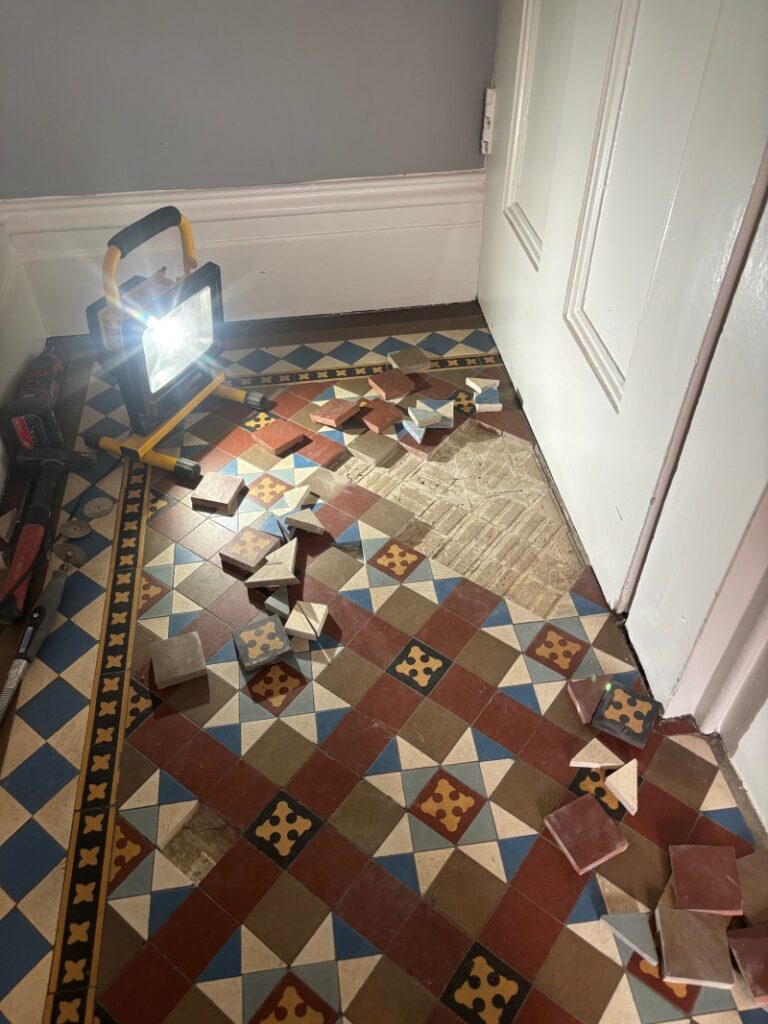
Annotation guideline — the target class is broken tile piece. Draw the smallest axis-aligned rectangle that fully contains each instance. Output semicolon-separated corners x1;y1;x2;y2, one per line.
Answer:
465;376;491;394
267;538;298;574
670;845;743;916
567;676;610;724
388;346;431;373
252;419;308;456
310;398;360;428
151;632;207;689
219;526;280;573
592;683;661;749
655;906;733;989
279;485;311;510
603;912;659;965
245;562;298;590
360;398;403;434
544;794;628;874
605;759;638;815
728;923;768;1006
400;419;427;445
368;369;415;400
475;387;502;412
265;586;291;619
569;737;624;769
415;397;453;429
408;405;440;428
190;472;247;515
233;616;291;672
737;850;768;925
348;431;400;467
300;602;328;636
285;507;325;534
284;604;317;640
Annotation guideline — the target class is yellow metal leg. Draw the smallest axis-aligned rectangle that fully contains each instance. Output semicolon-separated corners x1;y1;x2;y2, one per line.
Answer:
91;435;199;480
215;382;251;404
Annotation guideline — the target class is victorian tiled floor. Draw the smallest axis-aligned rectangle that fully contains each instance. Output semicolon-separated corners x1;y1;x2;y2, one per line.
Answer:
0;327;764;1024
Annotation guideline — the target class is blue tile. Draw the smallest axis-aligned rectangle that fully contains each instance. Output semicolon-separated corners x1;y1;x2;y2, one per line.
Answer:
316;709;349;744
0;910;50;999
366;740;401;776
75;527;112;561
0;819;64;902
703;807;754;846
375;853;420;894
57;572;105;619
471;728;515;762
432;578;463;603
571;593;609;617
484;601;513;628
37;619;96;673
332;915;378;960
237;348;277;373
502;684;541;714
498;835;537;881
16;677;88;740
373;337;410;357
460;330;497;353
284;345;324;369
328;341;368;365
86;415;127;440
2;744;78;814
568;874;607;923
420;333;457;357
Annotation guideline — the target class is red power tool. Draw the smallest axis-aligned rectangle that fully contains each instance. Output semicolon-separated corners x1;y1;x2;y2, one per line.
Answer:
0;351;65;455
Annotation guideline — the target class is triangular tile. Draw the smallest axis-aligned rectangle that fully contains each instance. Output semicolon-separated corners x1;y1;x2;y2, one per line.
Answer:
121;770;160;810
197;977;243;1024
472;729;514;763
569;920;622;965
292;962;341;1011
110;852;155;899
442;729;478;766
409;814;453;852
199;929;242;981
490;803;537;839
602;912;658;965
498;835;537;881
338;955;380;1012
400;766;438;806
461;842;505;882
367;771;406;806
375;816;414;857
447;762;486;796
570;737;624;769
568;874;608;924
534;681;565;715
414;848;453;894
283;713;318;744
157;800;198;849
457;803;497;845
396;737;438;771
152;851;192;891
242;969;285;1024
111;894;151;939
121;805;159;845
375;853;420;893
479;759;513;797
332;916;379;961
605;760;638;815
294;914;335;966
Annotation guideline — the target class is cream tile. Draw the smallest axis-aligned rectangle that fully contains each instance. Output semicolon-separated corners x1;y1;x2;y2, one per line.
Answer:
48;707;88;768
35;777;78;848
0;950;52;1024
0;718;43;780
18;860;66;943
0;787;30;845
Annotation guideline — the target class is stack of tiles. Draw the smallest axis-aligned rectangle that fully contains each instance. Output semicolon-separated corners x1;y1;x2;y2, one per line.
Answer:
150;632;207;688
467;375;502;412
190;472;247;515
544;793;628;874
284;600;328;639
246;538;299;588
233;615;292;673
220;525;280;573
401;398;453;444
368;369;415;400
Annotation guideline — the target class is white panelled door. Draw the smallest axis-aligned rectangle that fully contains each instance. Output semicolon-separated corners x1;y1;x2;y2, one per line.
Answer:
479;0;768;608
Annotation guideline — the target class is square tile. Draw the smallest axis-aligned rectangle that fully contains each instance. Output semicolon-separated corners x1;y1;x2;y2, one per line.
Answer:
245;871;328;963
128;707;198;768
369;539;426;581
524;623;590;680
592;683;661;748
728;924;768;1005
337;860;419;948
16;676;88;739
399;701;467;762
244;790;322;867
310;397;360;427
244;720;315;786
165;729;237;799
248;472;293;508
669;844;742;914
324;594;372;646
475;694;540;756
481;888;564;982
442;579;500;628
442;942;530;1024
349;618;411;671
0;819;63;902
455;632;518;685
535;928;623;1024
218;425;258;457
251;418;308;456
1;743;77;813
219;525;280;573
331;483;380;517
287;748;359;818
738;850;768;925
316;648;381;705
307;546;362;590
378;588;437;634
243;660;308;715
368;369;415;399
348;956;435;1024
206;579;264;629
410;768;486;842
153;888;237;980
493;761;566;832
251;971;337;1024
520;720;582;787
299;434;347;469
629;781;699;848
643;737;719;808
387;639;452;696
102;942;189;1024
349;430;400;467
200;837;281;920
151;502;206;542
416;608;476;660
360;496;414;537
151;632;207;688
544;794;628;874
205;761;278;830
330;779;404;855
233;616;291;673
357;673;421;731
289;823;368;907
182;519;237;560
174;560;233;607
360;397;404;433
425;849;506;935
513;989;579;1024
190;471;247;514
655;905;732;988
389;902;470;996
511;837;587;922
430;666;494;725
321;708;391;774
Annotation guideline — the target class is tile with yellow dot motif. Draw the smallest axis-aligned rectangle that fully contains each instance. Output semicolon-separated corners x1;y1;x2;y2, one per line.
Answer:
251;972;336;1024
410;768;486;842
245;792;321;867
242;409;278;432
234;615;292;673
524;623;589;679
369;538;425;581
442;942;530;1024
568;766;643;821
387;638;450;695
243;661;308;715
248;473;294;509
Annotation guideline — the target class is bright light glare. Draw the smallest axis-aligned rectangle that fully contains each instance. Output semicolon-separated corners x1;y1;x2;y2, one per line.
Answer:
142;287;214;394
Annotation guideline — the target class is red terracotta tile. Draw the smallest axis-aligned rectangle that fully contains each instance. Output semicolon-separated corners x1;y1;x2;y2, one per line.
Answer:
324;594;372;645
165;730;238;799
108;814;153;893
287;749;359;818
298;575;337;605
357;674;421;731
206;582;265;629
322;709;391;775
201;838;281;920
419;375;458;399
388;902;470;995
153;888;238;979
128;707;198;768
670;844;742;914
330;483;380;517
476;409;535;442
515;989;580;1024
347;617;410;670
252;419;308;455
218;426;257;457
289;381;333;400
481;889;564;981
686;813;755;858
570;567;609;610
441;578;500;627
151;503;206;542
628;782;699;850
360;398;404;434
475;692;541;755
180;610;233;659
521;720;583;787
270;391;309;419
299;434;347;469
289;824;368;907
102;943;188;1024
544;794;628;873
315;503;356;539
416;607;476;660
429;665;494;724
180;519;236;560
368;369;415;400
195;444;233;473
205;760;277;829
511;836;587;922
310;397;361;427
336;861;419;948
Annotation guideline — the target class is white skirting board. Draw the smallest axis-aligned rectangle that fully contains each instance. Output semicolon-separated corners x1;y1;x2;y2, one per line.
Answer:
0;171;485;337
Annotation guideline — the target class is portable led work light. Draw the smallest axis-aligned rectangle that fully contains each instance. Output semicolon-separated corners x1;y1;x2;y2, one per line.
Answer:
85;207;264;482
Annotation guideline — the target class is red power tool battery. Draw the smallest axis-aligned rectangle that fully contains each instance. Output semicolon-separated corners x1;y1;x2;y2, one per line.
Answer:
0;351;64;455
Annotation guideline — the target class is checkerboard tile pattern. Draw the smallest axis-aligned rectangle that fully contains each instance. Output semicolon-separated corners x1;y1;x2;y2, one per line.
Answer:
0;330;763;1024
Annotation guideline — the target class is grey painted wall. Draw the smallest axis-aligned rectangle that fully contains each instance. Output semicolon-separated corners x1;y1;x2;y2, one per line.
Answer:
0;0;498;199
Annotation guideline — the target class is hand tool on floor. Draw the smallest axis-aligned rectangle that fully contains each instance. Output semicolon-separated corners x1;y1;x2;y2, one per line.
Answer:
0;448;95;624
0;548;78;726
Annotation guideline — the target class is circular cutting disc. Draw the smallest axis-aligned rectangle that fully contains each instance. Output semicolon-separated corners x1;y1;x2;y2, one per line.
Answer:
83;496;115;520
61;518;92;539
53;542;87;567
